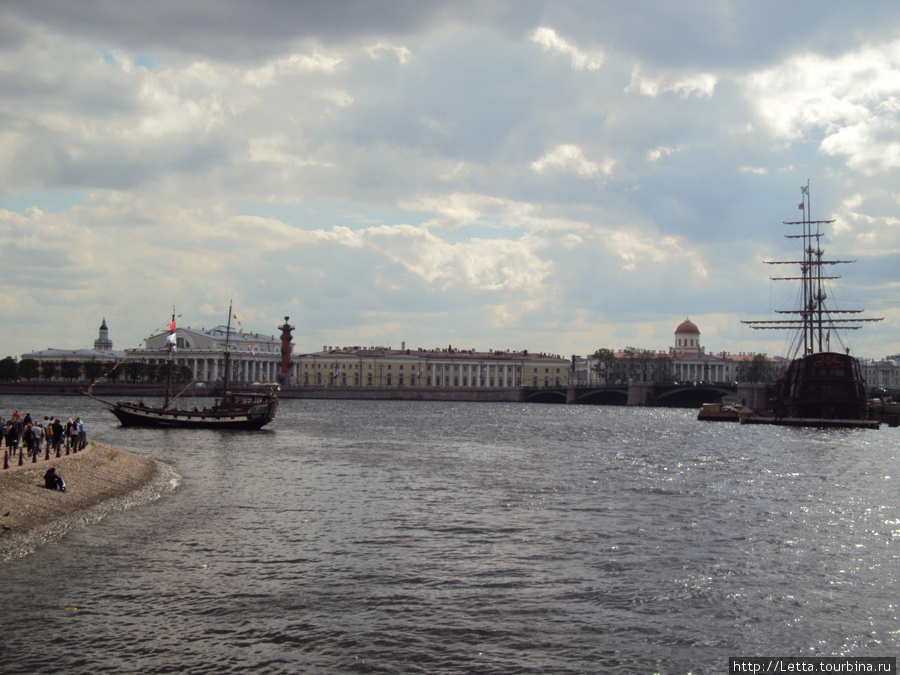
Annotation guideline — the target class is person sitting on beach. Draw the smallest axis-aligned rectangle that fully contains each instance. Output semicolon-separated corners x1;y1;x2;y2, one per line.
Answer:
43;467;66;492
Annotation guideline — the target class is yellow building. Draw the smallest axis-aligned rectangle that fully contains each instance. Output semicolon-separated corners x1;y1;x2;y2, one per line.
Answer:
297;346;571;389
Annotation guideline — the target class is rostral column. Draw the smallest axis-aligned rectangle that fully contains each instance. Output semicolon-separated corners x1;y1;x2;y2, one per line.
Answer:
278;316;294;386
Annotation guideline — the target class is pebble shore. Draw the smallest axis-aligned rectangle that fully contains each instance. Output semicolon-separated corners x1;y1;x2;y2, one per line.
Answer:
0;441;179;563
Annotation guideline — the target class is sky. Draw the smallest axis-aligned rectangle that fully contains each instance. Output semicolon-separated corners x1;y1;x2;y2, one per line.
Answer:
2;1;899;362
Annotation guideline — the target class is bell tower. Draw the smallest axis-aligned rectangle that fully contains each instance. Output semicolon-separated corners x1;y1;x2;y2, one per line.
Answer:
94;318;113;351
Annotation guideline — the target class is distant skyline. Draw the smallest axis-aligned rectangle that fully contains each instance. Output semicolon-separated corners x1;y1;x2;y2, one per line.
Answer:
2;1;899;361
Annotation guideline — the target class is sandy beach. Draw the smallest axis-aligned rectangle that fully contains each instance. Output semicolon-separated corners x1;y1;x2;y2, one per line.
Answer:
0;441;179;563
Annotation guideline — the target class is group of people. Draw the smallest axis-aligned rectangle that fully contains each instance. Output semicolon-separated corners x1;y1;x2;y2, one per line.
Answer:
2;410;86;462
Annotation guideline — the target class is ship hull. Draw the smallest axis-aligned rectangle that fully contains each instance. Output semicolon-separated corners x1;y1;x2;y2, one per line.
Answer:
747;351;878;428
773;351;869;420
106;399;277;430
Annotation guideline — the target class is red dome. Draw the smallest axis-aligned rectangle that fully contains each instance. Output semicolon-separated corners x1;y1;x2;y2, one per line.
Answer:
675;319;700;335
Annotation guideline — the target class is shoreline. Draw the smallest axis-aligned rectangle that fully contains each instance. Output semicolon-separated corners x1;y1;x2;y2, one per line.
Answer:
0;441;180;563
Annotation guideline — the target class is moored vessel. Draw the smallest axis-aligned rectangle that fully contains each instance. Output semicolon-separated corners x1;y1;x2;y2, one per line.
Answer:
697;402;741;422
89;303;278;430
740;183;882;428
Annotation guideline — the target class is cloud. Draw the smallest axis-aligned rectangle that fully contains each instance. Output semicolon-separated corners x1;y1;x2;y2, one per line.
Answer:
1;3;899;362
626;64;717;99
366;42;412;65
530;145;615;179
742;38;900;175
529;27;604;71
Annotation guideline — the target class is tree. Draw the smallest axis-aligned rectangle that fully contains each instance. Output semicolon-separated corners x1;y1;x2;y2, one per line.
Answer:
653;353;674;383
737;354;775;383
591;348;617;384
124;362;150;382
0;357;18;381
40;360;59;380
18;358;40;381
60;361;82;381
622;347;641;382
83;361;107;382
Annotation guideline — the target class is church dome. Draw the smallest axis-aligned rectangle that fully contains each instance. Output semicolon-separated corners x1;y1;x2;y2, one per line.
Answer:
675;319;700;335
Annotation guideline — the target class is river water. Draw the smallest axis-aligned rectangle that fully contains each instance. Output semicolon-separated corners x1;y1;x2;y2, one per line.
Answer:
0;396;898;674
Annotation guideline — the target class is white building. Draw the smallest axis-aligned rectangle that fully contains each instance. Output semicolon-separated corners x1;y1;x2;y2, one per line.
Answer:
859;357;900;391
669;319;762;383
295;345;570;389
136;325;283;385
21;319;126;364
581;318;776;384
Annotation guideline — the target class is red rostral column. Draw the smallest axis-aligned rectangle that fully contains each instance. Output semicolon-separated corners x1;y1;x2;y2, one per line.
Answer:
278;316;294;386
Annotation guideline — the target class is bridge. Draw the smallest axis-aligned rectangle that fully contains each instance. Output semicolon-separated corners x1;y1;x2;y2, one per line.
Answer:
521;382;763;408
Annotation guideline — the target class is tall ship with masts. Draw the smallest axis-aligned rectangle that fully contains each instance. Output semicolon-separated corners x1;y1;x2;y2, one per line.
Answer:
741;183;882;428
89;303;278;430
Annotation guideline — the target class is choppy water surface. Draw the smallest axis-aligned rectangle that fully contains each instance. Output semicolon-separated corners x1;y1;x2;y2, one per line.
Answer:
1;397;898;674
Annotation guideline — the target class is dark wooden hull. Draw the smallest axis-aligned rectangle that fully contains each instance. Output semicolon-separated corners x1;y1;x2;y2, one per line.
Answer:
754;352;878;428
773;352;869;420
106;399;277;430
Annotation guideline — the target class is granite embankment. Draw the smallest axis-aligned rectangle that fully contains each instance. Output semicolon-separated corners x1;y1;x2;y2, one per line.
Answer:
0;441;179;562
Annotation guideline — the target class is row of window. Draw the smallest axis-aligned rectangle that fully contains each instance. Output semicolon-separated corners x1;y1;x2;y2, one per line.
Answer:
302;372;564;387
299;362;563;373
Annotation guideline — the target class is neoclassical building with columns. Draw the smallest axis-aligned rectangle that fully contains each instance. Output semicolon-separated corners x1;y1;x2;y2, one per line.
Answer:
137;324;283;385
668;318;762;383
579;319;777;385
134;322;571;389
296;345;570;389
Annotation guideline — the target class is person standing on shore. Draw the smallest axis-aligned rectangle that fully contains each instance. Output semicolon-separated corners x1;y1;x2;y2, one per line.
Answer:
23;421;34;458
32;422;44;459
75;417;86;451
13;415;23;451
44;417;54;450
52;417;63;455
65;418;75;452
4;420;17;455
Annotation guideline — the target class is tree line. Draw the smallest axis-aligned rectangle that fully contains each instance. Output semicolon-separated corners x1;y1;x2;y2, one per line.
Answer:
589;348;778;384
0;357;193;384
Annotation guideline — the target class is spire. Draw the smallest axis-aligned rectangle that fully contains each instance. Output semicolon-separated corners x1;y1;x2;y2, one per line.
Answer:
94;317;113;351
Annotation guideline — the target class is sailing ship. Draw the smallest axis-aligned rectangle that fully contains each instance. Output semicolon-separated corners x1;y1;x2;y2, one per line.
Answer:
740;183;882;428
90;304;278;430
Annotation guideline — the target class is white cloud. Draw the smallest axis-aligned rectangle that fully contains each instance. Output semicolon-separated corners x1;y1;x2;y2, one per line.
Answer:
743;39;900;175
531;145;614;179
361;224;552;292
1;4;899;360
607;230;707;279
242;51;345;87
367;42;412;65
626;64;717;99
647;146;678;162
530;27;604;71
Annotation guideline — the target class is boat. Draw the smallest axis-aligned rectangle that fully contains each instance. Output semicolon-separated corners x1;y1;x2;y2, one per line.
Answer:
740;183;882;428
697;402;741;422
89;304;278;430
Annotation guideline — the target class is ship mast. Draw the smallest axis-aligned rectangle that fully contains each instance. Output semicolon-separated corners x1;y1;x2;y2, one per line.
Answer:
222;300;233;397
163;307;175;409
742;183;882;357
